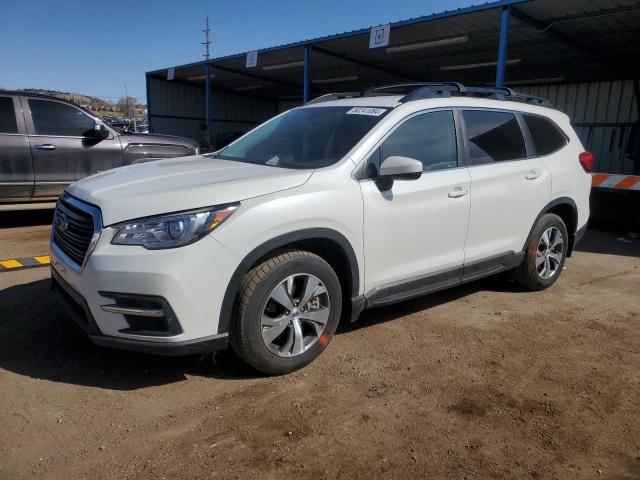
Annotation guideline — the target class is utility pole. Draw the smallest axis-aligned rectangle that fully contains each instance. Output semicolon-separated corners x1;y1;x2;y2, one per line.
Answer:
202;16;212;60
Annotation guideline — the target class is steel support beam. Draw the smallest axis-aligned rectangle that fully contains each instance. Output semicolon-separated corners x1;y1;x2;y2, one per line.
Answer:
213;64;302;91
145;74;152;133
311;45;419;82
634;79;640;118
496;6;511;87
205;63;212;149
303;45;312;103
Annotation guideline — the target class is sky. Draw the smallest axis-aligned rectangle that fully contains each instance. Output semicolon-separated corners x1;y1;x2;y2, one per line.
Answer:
0;0;478;102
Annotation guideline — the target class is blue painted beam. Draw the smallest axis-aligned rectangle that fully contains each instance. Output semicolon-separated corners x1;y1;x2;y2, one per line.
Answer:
495;6;511;87
303;45;311;103
205;63;212;149
145;74;152;133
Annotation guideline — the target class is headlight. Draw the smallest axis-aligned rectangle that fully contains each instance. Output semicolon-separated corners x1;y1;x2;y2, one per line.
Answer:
111;204;238;249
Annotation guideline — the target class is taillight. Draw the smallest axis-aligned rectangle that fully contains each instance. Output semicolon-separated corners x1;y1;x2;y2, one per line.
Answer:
579;151;593;173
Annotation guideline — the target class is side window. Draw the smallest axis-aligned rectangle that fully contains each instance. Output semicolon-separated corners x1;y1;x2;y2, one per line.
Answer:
367;110;457;177
0;97;18;134
29;99;95;136
462;110;526;165
523;114;567;157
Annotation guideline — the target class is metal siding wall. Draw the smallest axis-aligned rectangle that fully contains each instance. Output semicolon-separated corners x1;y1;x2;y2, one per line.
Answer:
519;80;639;174
278;100;303;113
148;78;206;143
148;77;277;147
211;92;277;139
148;78;639;171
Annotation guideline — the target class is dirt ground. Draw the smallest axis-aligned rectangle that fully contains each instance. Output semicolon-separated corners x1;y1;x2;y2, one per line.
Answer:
1;209;639;480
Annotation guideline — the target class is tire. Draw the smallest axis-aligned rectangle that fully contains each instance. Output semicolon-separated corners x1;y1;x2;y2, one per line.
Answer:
514;213;569;291
230;249;342;375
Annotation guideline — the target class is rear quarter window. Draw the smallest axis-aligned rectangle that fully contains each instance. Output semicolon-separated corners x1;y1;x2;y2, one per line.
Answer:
462;110;526;165
523;114;568;157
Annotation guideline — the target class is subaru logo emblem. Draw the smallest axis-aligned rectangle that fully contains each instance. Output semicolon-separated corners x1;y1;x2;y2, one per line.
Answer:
57;211;69;233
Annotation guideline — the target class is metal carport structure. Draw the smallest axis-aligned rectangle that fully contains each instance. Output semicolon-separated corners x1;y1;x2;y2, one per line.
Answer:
146;0;640;181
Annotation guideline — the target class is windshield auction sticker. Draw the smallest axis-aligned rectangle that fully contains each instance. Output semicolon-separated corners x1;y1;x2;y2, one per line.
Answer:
346;107;387;116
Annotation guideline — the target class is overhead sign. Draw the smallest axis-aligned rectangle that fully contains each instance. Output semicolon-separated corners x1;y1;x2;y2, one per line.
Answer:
167;68;175;80
369;24;390;49
246;51;258;68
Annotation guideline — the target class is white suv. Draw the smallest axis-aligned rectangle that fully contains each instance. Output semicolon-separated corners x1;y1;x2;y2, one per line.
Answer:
50;84;591;374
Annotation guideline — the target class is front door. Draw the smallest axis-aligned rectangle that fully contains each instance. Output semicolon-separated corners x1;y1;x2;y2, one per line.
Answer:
23;97;123;198
360;110;471;297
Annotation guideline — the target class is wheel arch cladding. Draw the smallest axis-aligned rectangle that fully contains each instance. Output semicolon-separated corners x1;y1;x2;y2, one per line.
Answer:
526;197;578;256
217;228;359;334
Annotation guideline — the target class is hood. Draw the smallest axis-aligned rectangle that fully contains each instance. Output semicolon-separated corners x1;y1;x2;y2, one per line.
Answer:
68;155;313;225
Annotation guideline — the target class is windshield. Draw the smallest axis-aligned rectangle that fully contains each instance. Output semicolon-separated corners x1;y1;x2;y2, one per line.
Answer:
217;106;390;169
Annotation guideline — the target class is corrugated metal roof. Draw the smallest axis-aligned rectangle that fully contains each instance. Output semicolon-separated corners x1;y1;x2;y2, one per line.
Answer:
148;0;640;101
148;0;526;73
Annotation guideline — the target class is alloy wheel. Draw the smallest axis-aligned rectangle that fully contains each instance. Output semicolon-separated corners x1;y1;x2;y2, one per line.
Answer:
260;274;331;357
536;226;564;279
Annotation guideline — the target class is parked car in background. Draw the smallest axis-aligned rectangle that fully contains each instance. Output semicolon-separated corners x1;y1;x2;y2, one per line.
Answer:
0;91;198;203
102;116;148;133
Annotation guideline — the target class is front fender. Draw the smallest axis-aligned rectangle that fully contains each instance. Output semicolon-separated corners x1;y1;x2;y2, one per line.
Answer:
216;228;360;334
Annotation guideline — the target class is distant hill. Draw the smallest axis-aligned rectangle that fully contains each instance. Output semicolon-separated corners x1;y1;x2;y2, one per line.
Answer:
8;88;146;118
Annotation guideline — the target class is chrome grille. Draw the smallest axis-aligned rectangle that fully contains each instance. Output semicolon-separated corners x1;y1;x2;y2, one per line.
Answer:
53;196;96;267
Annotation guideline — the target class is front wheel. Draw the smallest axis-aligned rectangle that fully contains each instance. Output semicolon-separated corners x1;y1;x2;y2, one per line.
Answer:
514;213;568;291
231;250;342;375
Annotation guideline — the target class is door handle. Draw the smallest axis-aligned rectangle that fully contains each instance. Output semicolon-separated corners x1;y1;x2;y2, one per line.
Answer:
525;170;541;180
34;144;57;151
448;187;469;198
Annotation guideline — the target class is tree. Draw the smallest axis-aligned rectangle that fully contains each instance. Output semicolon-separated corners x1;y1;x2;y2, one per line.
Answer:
116;96;137;117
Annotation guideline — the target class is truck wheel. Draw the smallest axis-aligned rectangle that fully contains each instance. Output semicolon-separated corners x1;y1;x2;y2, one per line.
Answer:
514;213;568;291
231;250;342;375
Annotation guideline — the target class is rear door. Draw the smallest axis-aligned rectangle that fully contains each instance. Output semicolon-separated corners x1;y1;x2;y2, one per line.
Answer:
23;97;123;198
461;109;551;265
0;95;34;201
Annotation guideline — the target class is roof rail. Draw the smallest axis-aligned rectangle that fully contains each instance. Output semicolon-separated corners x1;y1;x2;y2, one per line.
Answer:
397;83;552;107
306;83;553;108
365;83;466;97
305;91;363;105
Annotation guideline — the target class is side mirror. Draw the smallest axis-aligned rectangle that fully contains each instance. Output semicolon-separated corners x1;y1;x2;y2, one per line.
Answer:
92;122;110;139
376;155;422;190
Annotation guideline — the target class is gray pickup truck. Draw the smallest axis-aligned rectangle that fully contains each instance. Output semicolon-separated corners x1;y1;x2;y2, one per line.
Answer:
0;91;199;203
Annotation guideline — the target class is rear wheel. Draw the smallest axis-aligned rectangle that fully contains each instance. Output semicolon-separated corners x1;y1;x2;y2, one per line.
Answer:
514;213;568;291
231;250;342;375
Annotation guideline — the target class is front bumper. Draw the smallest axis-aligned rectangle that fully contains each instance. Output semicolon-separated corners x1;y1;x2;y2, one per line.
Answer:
50;216;241;355
51;267;229;355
